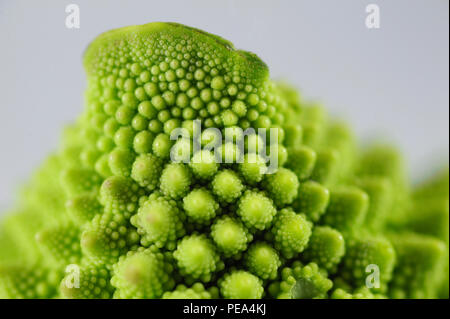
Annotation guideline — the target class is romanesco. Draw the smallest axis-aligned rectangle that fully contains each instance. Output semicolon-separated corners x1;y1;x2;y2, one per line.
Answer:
0;22;448;299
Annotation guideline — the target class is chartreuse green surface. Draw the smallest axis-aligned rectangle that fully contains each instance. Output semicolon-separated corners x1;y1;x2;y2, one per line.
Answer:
0;22;448;299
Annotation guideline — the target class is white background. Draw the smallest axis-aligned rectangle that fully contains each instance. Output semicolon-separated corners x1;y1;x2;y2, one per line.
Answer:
0;0;448;212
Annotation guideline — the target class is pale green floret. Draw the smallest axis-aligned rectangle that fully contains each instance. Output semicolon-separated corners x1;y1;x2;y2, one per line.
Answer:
388;232;446;299
189;150;218;179
354;176;393;231
221;109;239;127
81;211;140;265
271;209;312;259
111;247;174;299
114;126;135;147
211;216;252;257
341;235;396;293
310;149;339;186
211;76;226;91
80;147;102;168
133;130;155;154
211;169;244;203
159;163;192;199
219;270;264;299
239;153;267;184
285;146;317;181
131;154;162;190
131;193;185;250
60;168;102;196
232;100;247;117
152;133;173;159
174;234;223;283
95;154;113;177
99;176;145;217
66;193;102;226
283;124;303;147
321;186;369;233
303;226;345;271
237;190;277;231
0;264;59;299
108;147;134;177
183;188;219;224
292;181;330;222
264;168;299;207
36;222;81;267
61;263;114;299
245;242;281;280
269;261;332;299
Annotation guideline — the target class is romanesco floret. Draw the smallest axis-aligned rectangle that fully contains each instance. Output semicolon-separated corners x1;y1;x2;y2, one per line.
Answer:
183;188;219;224
237;190;277;231
268;261;332;299
271;209;312;259
173;234;224;283
219;270;264;299
131;192;185;249
211;216;252;257
244;242;281;280
111;247;175;298
0;22;448;299
60;263;113;299
302;226;345;272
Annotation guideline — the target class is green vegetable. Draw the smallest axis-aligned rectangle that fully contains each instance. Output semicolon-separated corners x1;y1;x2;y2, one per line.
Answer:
211;216;252;257
219;270;264;299
0;22;448;299
244;242;281;280
111;247;175;298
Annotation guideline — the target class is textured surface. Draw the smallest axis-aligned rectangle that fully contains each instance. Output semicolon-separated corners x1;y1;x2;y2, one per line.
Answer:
0;22;448;299
0;0;448;212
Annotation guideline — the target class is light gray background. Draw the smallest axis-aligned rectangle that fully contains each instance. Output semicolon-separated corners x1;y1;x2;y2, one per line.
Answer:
0;0;448;212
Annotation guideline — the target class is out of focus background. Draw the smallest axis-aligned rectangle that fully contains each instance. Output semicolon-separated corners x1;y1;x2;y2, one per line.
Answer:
0;0;448;212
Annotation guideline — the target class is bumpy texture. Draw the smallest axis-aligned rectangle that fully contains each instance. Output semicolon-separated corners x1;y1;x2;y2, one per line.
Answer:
0;22;448;299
